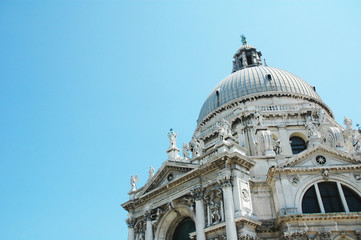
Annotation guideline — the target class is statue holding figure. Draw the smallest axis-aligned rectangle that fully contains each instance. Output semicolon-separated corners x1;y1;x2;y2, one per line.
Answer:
148;166;155;179
168;128;178;148
182;142;190;159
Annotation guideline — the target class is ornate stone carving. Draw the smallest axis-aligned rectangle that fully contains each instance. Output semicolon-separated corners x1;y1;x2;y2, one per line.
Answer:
238;232;260;240
126;217;135;228
354;173;361;182
316;231;331;240
219;177;233;188
144;209;152;221
190;186;204;200
289;175;300;185
322;169;329;179
282;231;308;240
241;188;250;202
134;220;146;240
181;195;195;212
323;126;345;149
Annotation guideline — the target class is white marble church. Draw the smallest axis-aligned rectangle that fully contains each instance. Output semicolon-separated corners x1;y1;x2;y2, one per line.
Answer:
122;37;361;240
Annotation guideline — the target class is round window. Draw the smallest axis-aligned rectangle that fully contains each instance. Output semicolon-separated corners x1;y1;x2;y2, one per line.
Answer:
316;155;326;165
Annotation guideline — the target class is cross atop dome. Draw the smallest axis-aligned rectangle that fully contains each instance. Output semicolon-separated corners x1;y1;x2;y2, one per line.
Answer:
232;36;262;72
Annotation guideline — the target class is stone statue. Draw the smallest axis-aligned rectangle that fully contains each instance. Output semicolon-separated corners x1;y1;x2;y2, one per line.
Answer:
148;166;155;179
254;110;264;126
306;121;321;138
182;142;190;158
273;138;282;155
344;116;353;132
353;133;361;152
317;108;326;123
189;137;203;158
167;128;178;148
218;118;232;141
131;175;139;191
210;201;221;224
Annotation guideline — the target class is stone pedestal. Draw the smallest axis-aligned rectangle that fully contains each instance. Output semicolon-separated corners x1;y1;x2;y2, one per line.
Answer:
166;146;180;161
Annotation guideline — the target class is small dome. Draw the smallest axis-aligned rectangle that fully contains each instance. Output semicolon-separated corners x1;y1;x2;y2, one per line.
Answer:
197;65;322;124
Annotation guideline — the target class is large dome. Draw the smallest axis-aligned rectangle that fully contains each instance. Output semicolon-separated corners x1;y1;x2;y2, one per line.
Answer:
197;65;322;124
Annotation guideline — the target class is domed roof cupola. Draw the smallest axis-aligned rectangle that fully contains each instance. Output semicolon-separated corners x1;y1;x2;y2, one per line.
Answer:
232;35;262;72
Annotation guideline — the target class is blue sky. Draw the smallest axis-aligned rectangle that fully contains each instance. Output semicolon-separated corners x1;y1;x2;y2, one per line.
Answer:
0;1;360;239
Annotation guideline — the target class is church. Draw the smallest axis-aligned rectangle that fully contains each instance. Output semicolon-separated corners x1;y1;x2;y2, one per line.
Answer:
122;37;361;240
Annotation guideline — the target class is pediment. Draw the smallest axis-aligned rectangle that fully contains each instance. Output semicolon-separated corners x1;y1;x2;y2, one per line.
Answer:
138;160;197;196
277;144;361;169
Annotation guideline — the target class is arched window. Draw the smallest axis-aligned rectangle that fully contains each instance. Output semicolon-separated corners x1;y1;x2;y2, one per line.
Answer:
302;182;361;214
290;136;306;154
172;217;196;240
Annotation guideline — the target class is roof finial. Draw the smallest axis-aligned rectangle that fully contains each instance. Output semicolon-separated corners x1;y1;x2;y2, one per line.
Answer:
240;34;247;45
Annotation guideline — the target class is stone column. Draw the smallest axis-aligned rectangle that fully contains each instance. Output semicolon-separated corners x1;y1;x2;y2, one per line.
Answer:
219;177;238;239
145;210;153;240
126;218;135;240
191;187;206;240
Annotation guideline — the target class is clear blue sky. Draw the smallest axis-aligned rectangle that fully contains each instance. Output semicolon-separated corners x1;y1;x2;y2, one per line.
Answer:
0;1;360;239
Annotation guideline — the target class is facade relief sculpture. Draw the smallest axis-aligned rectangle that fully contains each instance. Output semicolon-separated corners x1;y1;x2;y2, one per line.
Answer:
134;221;146;240
205;189;224;226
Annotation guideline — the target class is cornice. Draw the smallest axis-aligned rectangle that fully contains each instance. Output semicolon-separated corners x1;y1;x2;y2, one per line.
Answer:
277;212;361;224
121;152;254;211
196;92;333;131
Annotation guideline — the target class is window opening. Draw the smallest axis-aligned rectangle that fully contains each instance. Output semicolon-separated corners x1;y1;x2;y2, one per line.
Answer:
302;182;361;214
302;185;321;213
216;89;220;107
342;185;361;212
246;55;253;65
290;136;306;154
318;182;344;213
